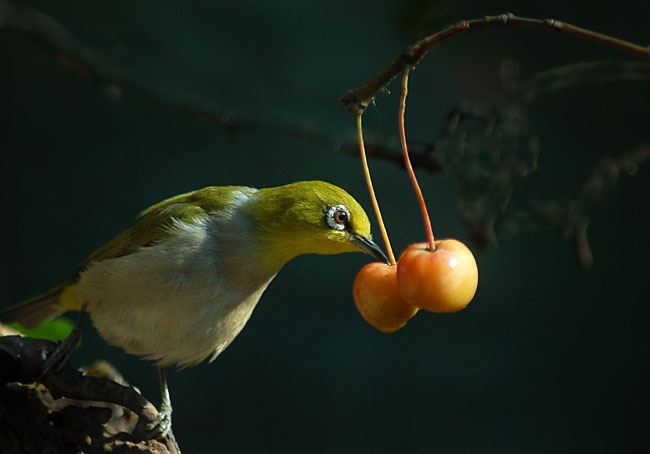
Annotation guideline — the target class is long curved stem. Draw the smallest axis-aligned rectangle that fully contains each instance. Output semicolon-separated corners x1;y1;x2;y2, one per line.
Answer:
398;67;435;251
356;114;396;265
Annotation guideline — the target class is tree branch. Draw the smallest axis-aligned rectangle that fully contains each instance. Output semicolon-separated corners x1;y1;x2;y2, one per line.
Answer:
338;13;650;114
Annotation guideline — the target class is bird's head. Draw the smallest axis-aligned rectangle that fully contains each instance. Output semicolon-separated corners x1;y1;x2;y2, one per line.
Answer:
245;181;387;270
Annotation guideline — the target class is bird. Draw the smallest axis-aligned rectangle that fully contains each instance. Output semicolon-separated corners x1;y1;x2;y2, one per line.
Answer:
0;180;387;437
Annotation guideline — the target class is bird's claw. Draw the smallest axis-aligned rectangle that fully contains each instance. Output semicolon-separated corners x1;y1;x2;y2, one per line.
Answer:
144;404;173;439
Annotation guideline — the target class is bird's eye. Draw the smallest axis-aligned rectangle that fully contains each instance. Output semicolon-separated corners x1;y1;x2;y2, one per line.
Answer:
334;209;348;224
326;205;349;231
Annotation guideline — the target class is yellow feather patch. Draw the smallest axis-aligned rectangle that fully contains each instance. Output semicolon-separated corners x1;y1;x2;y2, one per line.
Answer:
58;283;84;311
244;181;372;269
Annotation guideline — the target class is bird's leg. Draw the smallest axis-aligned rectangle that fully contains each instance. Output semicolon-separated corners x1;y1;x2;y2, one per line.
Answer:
39;305;87;379
158;367;174;434
145;367;174;439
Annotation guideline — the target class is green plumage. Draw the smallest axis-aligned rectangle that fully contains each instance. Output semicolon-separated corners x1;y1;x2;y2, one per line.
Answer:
79;186;247;267
1;181;384;368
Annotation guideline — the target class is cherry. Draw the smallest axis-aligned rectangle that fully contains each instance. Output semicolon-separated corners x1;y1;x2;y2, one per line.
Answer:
353;262;418;333
397;240;478;313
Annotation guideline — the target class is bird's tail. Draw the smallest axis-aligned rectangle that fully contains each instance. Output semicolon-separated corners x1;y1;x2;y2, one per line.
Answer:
0;285;68;329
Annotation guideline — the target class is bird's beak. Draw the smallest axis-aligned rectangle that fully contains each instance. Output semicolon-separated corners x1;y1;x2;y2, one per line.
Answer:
354;234;390;265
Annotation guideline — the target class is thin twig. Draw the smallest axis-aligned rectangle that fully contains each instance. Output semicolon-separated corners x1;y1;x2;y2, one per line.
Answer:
339;13;650;113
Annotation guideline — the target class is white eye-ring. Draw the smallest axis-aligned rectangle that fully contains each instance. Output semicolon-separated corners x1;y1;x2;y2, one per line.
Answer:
326;205;349;231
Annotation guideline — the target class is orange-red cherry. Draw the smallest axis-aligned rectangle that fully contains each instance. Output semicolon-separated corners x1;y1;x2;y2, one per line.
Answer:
397;240;478;313
353;262;419;333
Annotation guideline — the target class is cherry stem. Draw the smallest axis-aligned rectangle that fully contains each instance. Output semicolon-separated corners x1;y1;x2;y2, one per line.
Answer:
398;66;436;251
356;114;397;265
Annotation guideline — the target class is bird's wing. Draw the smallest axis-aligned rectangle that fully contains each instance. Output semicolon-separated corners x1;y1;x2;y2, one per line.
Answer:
72;186;247;277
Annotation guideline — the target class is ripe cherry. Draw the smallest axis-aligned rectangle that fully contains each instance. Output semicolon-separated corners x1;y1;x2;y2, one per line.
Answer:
397;240;478;313
353;262;418;333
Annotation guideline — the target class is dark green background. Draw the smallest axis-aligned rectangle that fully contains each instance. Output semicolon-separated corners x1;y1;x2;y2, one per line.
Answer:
2;1;649;452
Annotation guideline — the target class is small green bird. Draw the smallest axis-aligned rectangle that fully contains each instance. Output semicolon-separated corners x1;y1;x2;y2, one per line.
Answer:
0;180;386;436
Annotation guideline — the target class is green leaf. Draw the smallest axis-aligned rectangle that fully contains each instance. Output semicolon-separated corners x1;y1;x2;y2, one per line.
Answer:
8;317;75;343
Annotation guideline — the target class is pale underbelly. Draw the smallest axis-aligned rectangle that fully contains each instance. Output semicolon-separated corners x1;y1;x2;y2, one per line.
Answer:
78;245;277;368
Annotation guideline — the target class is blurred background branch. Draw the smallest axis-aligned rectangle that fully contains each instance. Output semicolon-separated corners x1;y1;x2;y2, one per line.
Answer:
0;0;444;173
1;0;647;269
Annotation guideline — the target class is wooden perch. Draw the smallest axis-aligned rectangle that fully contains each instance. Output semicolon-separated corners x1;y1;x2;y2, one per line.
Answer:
0;333;181;454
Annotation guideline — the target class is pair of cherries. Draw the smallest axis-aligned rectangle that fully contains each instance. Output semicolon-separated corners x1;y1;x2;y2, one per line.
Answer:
354;239;478;333
352;67;478;333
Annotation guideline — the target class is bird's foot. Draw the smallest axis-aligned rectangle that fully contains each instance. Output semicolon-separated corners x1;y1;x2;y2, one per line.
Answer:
144;402;173;439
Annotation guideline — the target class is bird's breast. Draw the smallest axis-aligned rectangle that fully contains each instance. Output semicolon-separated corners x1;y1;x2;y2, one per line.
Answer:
79;213;278;368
